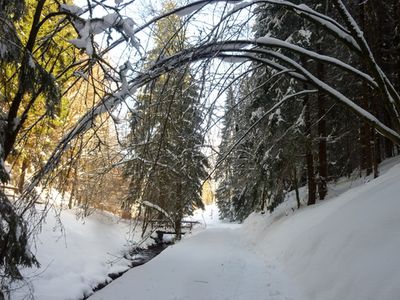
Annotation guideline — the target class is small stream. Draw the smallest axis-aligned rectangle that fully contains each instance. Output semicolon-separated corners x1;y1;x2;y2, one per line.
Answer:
82;242;171;299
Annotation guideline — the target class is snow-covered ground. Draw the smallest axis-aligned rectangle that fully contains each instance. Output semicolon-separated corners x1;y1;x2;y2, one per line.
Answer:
12;206;149;300
241;157;400;300
12;157;400;300
90;157;400;300
89;222;299;300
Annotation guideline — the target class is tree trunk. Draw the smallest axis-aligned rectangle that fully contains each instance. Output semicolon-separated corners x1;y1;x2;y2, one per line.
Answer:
360;119;373;176
304;93;316;206
141;207;149;238
314;0;329;202
372;129;379;178
17;158;29;193
292;168;301;209
174;219;182;241
68;165;79;209
175;182;183;240
316;62;328;200
260;184;266;212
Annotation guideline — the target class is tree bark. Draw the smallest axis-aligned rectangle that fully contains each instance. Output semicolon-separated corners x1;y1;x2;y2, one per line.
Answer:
292;168;301;209
304;93;316;206
316;61;328;200
17;158;29;193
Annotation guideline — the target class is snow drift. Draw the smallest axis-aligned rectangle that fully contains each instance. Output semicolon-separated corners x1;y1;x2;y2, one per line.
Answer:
11;207;146;300
242;158;400;300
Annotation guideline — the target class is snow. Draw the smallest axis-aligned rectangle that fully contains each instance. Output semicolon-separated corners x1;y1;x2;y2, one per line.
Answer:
298;29;312;43
28;55;35;69
218;56;249;64
87;157;400;300
142;200;173;222
255;36;376;87
251;47;400;143
174;0;244;17
103;13;120;27
90;222;299;300
240;157;400;300
175;3;206;17
186;203;229;230
60;4;83;15
66;9;139;56
0;42;7;58
12;206;149;300
9;157;400;300
293;2;360;51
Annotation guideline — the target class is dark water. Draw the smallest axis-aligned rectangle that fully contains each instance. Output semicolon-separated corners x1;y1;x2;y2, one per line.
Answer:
81;243;170;299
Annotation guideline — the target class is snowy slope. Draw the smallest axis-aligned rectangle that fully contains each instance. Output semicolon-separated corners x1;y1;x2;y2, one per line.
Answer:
90;158;400;300
12;207;147;300
241;158;400;300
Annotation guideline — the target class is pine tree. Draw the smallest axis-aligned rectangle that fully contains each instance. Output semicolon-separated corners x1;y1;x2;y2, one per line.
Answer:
215;86;238;221
124;1;208;239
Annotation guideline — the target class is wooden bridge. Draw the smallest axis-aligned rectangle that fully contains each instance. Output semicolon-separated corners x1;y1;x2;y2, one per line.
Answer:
148;220;200;243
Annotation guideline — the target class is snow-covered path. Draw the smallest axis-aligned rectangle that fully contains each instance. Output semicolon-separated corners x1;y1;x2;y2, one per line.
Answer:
89;225;299;300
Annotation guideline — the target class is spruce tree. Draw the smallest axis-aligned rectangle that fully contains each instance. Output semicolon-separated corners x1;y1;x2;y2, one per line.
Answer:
215;86;238;221
124;1;208;239
0;0;40;295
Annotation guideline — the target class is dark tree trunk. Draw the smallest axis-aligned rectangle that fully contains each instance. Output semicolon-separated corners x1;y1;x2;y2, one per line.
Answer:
383;111;394;158
260;184;266;212
371;129;379;178
315;0;329;201
175;182;183;240
304;94;316;206
316;62;328;200
174;219;182;241
141;208;150;238
357;0;373;177
292;168;301;209
360;119;373;176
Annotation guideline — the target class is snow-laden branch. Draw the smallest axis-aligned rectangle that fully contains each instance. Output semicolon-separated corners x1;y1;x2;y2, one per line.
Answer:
218;53;307;82
255;49;400;144
332;0;400;122
24;0;400;199
254;37;377;88
99;0;360;58
226;0;361;52
110;156;181;176
214;89;318;175
25;36;400;197
141;201;173;224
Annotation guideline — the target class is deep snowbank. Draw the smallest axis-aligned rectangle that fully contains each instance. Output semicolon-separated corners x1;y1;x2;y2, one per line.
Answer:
241;158;400;300
12;207;146;300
